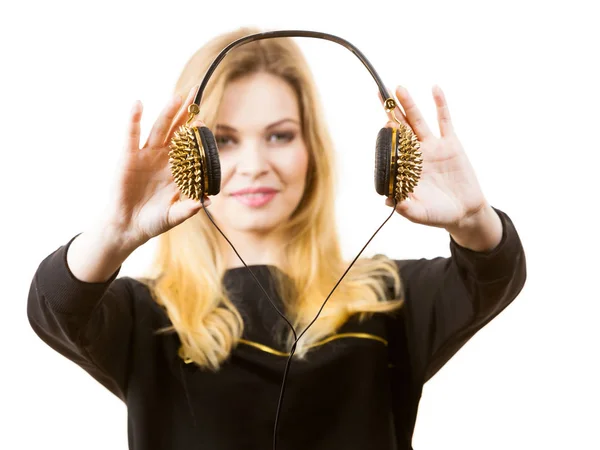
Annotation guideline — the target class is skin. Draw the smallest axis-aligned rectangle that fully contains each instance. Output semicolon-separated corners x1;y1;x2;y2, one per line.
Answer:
202;72;309;269
187;78;501;272
378;85;504;252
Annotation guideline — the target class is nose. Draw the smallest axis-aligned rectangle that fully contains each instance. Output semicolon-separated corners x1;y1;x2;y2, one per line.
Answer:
237;140;269;179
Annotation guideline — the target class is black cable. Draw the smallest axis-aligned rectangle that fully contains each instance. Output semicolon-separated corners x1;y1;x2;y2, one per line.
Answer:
270;195;398;450
200;196;298;343
199;194;399;449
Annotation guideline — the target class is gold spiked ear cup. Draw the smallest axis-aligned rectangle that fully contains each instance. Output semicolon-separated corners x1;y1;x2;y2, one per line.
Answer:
374;125;422;201
169;125;222;200
170;122;421;203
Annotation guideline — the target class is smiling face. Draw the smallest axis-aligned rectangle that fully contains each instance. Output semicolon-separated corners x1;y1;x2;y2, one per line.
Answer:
208;72;309;243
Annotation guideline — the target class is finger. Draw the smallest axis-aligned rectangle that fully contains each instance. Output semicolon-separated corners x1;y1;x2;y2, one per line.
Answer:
165;84;202;142
144;93;182;149
384;195;412;215
377;89;409;127
395;85;433;140
168;196;211;227
125;100;143;151
432;84;454;137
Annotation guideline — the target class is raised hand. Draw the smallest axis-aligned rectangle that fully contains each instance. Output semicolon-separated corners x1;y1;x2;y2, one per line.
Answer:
379;85;489;231
103;84;211;248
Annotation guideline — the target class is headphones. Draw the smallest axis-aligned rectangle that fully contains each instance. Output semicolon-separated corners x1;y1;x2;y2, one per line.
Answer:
169;30;423;450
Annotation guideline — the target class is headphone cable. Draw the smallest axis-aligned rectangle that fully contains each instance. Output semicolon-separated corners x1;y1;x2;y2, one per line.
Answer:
200;195;399;450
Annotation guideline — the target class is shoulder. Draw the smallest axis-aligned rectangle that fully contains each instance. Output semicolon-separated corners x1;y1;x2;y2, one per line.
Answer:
113;275;171;325
371;253;437;296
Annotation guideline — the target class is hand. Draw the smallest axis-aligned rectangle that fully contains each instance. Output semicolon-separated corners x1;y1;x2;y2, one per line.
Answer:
378;85;489;231
103;84;211;248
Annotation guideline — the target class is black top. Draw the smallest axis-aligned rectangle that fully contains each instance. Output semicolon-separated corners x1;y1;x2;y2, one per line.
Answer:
27;206;526;450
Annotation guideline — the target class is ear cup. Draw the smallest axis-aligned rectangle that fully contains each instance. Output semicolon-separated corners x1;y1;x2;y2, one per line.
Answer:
168;124;222;200
197;126;221;196
374;127;395;197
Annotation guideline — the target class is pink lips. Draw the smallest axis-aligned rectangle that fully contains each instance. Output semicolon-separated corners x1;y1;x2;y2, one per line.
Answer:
230;187;279;207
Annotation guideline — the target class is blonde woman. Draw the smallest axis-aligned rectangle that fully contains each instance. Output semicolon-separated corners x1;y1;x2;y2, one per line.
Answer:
27;26;527;450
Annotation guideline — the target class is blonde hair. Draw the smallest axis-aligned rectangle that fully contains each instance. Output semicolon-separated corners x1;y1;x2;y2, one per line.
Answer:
140;26;404;370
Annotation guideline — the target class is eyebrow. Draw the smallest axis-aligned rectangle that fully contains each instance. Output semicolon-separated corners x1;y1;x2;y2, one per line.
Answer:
215;118;299;132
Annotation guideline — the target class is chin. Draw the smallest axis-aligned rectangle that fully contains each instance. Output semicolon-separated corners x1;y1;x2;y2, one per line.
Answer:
234;216;284;233
212;193;300;233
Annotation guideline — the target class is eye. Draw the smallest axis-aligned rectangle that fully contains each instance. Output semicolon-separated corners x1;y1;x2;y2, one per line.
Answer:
268;131;296;144
215;135;235;147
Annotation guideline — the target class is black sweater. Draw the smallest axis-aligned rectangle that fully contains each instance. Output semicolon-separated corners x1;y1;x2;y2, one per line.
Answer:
27;206;526;450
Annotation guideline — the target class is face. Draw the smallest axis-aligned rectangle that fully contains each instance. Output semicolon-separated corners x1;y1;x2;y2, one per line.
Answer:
208;72;309;238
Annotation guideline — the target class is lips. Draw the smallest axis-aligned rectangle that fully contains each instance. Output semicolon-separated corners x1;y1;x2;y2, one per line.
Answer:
232;190;278;207
230;187;279;196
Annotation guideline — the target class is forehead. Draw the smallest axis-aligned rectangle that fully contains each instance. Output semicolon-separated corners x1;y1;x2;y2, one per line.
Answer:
217;72;300;128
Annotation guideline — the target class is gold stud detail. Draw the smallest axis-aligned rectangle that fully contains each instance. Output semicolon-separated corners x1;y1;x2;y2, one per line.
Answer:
168;125;205;201
394;123;423;202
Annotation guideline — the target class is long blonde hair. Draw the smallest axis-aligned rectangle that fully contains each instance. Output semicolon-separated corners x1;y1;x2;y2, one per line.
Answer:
140;26;404;370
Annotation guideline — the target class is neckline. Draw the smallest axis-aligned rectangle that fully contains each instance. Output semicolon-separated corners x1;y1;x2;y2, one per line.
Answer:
224;264;282;273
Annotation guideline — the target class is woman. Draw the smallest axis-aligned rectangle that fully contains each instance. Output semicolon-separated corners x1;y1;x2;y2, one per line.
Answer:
27;26;527;450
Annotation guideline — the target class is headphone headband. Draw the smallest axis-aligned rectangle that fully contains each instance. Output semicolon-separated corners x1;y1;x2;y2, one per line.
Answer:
191;30;398;114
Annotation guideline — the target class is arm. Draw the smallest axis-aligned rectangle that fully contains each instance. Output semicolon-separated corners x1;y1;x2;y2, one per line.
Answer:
447;203;504;253
66;221;137;283
396;206;527;384
27;228;138;401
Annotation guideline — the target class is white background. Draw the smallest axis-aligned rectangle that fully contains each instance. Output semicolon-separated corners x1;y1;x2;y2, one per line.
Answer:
2;0;598;449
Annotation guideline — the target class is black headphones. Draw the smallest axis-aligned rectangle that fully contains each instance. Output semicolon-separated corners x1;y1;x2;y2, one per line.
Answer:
170;30;423;450
169;29;422;203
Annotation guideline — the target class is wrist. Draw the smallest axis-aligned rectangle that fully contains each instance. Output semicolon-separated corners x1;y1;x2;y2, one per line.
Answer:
446;204;503;252
66;223;136;284
95;220;143;257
